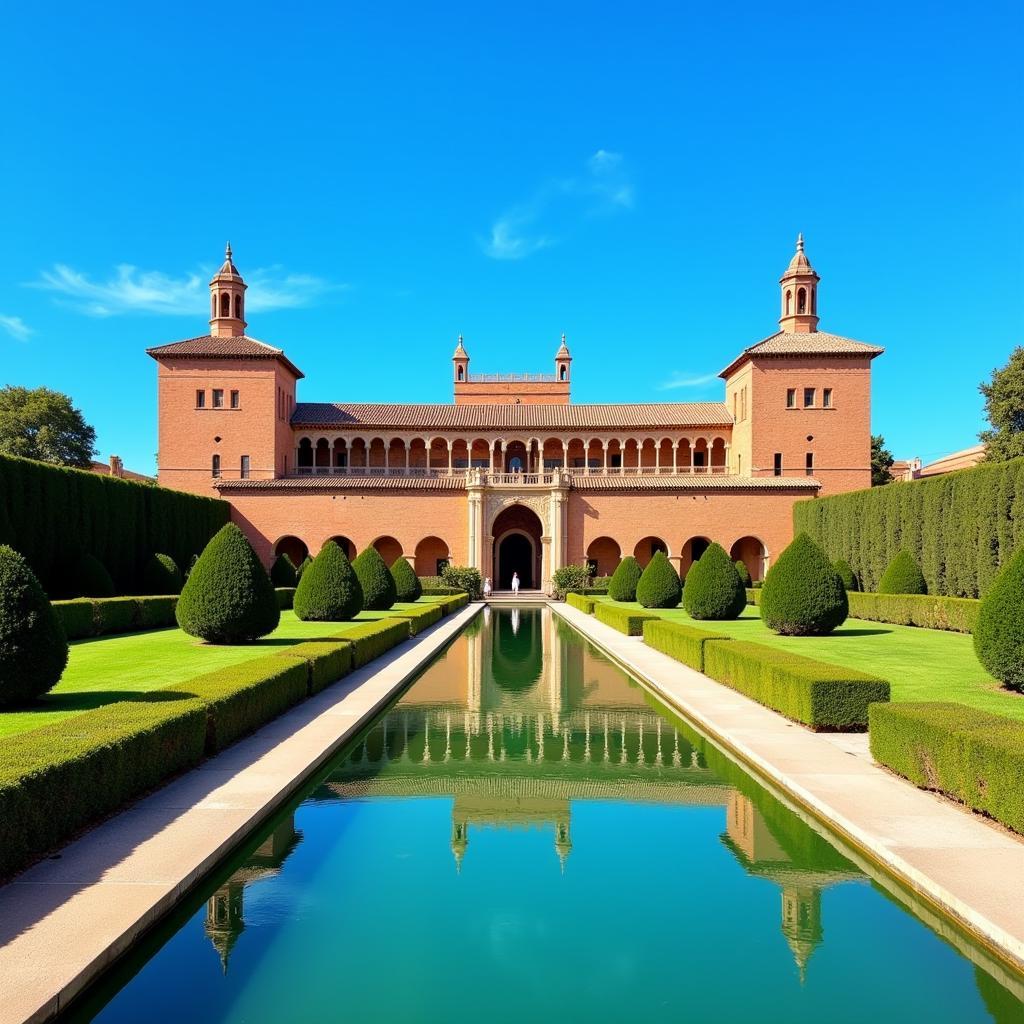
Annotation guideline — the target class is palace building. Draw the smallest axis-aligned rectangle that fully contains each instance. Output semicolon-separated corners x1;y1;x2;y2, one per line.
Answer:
148;237;882;591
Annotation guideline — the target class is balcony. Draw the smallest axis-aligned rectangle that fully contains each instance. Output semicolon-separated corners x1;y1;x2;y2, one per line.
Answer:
291;465;730;483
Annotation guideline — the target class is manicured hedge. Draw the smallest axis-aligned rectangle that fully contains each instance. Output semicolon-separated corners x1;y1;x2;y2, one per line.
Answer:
435;593;469;614
420;582;463;596
275;641;354;695
0;693;206;877
0;453;229;597
848;592;980;633
387;603;443;636
333;618;410;668
275;587;296;610
869;702;1024;834
52;598;96;639
134;596;179;630
594;602;659;636
566;592;595;614
793;455;1024;597
53;596;179;638
642;619;730;672
702;640;890;730
746;588;760;605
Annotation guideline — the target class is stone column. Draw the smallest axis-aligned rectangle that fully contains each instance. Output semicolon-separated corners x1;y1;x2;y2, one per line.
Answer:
467;480;484;571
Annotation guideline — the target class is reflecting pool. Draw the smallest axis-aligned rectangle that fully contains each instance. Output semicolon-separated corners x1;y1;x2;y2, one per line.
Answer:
70;607;1024;1023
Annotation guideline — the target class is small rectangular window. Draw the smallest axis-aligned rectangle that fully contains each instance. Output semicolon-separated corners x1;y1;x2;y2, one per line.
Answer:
806;452;814;475
240;455;250;479
230;390;240;409
823;388;833;408
786;388;796;409
212;389;224;408
773;453;783;477
804;387;815;408
196;390;206;409
211;454;220;478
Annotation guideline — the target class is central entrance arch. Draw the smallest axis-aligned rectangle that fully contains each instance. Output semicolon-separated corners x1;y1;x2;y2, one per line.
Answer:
492;504;543;590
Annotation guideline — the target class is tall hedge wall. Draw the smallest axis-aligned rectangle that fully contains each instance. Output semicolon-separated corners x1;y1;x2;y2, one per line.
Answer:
0;454;229;596
793;456;1024;598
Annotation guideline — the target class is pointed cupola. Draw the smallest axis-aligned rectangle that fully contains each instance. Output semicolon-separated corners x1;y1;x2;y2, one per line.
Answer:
555;333;571;383
209;242;248;338
453;334;469;383
779;234;820;333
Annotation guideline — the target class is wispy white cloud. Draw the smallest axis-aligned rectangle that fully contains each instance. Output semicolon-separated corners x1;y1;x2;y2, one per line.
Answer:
658;372;720;391
32;262;343;317
0;314;32;341
482;150;634;260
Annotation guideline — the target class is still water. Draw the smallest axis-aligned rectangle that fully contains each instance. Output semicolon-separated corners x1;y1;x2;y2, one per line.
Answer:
71;607;1023;1023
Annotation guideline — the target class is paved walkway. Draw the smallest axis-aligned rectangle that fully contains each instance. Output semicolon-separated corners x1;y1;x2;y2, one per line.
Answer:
0;604;480;1024
551;602;1024;978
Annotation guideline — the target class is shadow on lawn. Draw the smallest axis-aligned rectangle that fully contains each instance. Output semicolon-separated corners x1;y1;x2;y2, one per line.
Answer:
27;689;197;716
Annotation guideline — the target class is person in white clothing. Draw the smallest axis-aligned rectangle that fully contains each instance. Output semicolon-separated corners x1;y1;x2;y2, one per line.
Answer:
511;571;520;595
483;576;492;598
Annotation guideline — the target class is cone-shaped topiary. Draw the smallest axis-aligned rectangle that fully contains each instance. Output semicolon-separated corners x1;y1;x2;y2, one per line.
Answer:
759;532;848;636
270;553;297;588
175;523;280;643
684;543;747;620
75;552;115;597
141;553;182;595
833;559;859;592
390;556;422;602
353;546;397;610
0;545;68;705
974;547;1024;690
734;559;752;588
636;550;682;609
608;556;643;602
879;550;927;595
293;540;363;621
295;556;313;580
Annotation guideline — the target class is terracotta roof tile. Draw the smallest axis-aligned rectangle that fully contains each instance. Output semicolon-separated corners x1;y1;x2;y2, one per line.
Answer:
146;335;304;378
719;330;883;378
215;475;467;492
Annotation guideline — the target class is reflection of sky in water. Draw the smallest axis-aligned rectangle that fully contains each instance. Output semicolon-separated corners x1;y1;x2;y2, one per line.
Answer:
80;608;1024;1024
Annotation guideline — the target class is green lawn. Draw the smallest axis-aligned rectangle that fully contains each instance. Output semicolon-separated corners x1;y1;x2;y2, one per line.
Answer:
591;596;1024;722
0;601;443;739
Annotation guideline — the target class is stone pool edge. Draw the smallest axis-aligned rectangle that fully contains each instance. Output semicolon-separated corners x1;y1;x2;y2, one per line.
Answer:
0;602;482;1024
550;600;1024;980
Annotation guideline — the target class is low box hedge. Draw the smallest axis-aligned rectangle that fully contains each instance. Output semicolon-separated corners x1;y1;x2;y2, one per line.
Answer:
275;641;354;695
275;587;296;610
388;603;443;636
52;595;180;639
92;597;140;635
134;595;179;630
436;593;469;615
333;618;411;668
594;603;659;636
703;640;890;731
869;702;1024;833
566;592;595;614
746;588;760;606
0;694;207;878
52;598;96;639
847;592;979;633
642;619;731;672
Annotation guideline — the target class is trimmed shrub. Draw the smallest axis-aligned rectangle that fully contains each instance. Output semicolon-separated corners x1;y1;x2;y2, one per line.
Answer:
847;592;979;633
0;545;69;705
552;563;593;600
759;532;848;636
333;618;410;668
141;553;182;595
295;556;313;580
973;547;1024;689
353;547;397;611
53;598;97;639
274;641;354;695
134;595;178;630
175;523;280;643
75;552;116;598
275;587;295;610
869;702;1024;833
704;640;890;730
387;603;442;636
746;588;760;606
93;597;138;635
879;550;927;595
437;592;470;614
566;592;595;614
608;556;642;602
636;550;683;609
294;541;363;621
833;559;858;592
441;565;482;600
419;578;462;596
734;559;752;588
0;692;206;877
643;618;730;672
270;553;298;588
683;542;745;620
390;557;422;602
593;601;658;636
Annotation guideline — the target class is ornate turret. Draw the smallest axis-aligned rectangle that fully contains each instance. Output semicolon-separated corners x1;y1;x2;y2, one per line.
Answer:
555;333;572;383
451;818;468;872
204;880;245;973
555;817;572;872
781;884;823;984
453;334;470;384
778;234;820;333
209;242;248;338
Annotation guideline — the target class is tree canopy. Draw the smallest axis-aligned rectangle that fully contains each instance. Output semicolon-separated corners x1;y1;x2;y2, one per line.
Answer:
979;346;1024;462
0;386;97;468
871;434;895;486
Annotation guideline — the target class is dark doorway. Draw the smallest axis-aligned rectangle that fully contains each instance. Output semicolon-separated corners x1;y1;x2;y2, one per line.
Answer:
497;533;534;589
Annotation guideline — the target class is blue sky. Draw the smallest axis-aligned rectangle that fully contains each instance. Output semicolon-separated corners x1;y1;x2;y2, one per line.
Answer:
1;1;1021;474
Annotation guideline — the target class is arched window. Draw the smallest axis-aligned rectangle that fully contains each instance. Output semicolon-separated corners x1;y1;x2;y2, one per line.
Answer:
211;454;221;478
457;366;465;381
811;287;817;314
220;292;230;317
559;365;567;381
211;295;217;317
234;294;243;320
797;288;807;314
785;290;792;315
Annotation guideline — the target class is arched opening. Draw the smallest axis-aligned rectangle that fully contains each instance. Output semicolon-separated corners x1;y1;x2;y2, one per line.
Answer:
559;365;567;381
275;535;308;567
414;536;450;576
797;287;807;314
327;535;356;560
372;535;403;567
220;292;230;317
211;295;217;317
680;536;711;578
504;440;529;473
633;536;667;568
811;286;817;314
457;366;465;381
297;438;313;469
314;438;331;469
492;504;543;590
785;289;792;315
234;294;242;320
730;536;767;582
490;607;543;691
586;536;621;577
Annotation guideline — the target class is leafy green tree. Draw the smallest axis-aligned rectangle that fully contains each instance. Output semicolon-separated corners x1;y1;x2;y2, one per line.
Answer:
871;434;895;486
552;563;593;599
390;556;422;602
294;540;362;621
878;550;927;595
608;556;642;602
636;550;682;609
980;347;1024;462
974;547;1024;689
760;532;848;636
0;386;97;468
440;565;482;599
353;546;397;610
684;543;746;619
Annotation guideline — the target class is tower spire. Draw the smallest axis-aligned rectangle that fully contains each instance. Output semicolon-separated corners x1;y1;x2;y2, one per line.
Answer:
778;233;820;333
209;243;247;337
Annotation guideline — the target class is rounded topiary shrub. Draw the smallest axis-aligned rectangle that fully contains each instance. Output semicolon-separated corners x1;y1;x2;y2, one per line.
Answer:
734;559;752;588
295;556;313;580
879;550;926;595
142;552;182;595
353;546;397;610
636;550;682;609
175;523;280;643
608;556;643;602
759;532;848;636
270;553;297;588
974;547;1024;690
833;559;859;592
0;545;68;705
390;556;422;603
294;541;363;621
75;552;115;597
684;543;747;620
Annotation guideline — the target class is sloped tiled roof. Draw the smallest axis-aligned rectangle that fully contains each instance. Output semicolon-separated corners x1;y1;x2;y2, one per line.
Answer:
146;335;304;378
571;474;820;492
719;331;883;378
290;402;733;432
